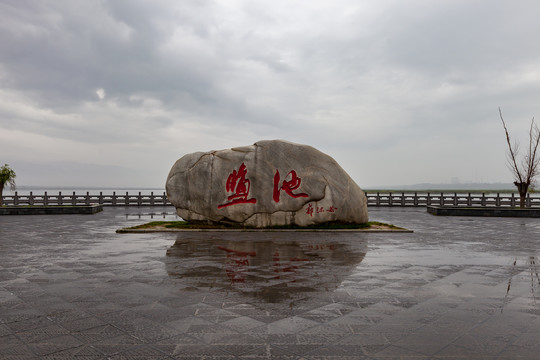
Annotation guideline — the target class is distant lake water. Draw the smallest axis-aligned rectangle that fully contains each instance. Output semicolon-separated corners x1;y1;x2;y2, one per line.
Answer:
5;187;166;196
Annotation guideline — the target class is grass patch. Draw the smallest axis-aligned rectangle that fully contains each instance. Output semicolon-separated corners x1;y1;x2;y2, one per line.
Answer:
130;221;237;230
264;221;399;230
117;220;407;232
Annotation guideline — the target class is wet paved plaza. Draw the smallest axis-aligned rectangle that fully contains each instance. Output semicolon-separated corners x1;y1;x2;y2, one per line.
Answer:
1;207;540;359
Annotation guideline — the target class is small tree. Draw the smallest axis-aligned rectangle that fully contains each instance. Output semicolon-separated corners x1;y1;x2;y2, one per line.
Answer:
499;108;540;208
0;164;17;207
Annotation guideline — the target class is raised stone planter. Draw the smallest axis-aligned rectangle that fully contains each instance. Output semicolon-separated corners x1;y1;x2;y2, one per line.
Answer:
0;204;103;215
427;205;540;217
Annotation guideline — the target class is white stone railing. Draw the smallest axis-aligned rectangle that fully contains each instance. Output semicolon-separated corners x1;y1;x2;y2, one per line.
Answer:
365;191;540;207
1;191;170;206
2;191;539;207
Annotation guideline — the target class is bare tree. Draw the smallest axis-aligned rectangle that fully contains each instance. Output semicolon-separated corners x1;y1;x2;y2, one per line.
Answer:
499;107;540;208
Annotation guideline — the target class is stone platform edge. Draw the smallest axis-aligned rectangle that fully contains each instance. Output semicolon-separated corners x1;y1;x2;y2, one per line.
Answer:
427;205;540;217
0;204;103;215
116;227;413;233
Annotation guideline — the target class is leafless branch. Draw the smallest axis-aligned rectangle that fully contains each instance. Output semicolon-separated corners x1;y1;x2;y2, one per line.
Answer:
526;118;540;182
499;107;524;184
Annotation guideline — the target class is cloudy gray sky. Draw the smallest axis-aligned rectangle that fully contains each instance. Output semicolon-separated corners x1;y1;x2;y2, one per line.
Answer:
1;0;540;189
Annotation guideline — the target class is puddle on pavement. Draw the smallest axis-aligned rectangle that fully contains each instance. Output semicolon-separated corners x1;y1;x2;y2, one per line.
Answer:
165;232;367;303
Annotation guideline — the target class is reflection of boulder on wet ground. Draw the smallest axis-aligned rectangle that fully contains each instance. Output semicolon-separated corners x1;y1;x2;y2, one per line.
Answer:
164;232;367;303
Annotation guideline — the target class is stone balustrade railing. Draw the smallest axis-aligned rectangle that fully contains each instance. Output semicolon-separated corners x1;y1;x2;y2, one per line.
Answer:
366;191;539;208
2;191;540;208
2;192;170;207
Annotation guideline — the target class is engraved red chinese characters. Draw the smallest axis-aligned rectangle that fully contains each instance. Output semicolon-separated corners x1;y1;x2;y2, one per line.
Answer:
218;163;257;209
273;169;309;203
306;203;314;216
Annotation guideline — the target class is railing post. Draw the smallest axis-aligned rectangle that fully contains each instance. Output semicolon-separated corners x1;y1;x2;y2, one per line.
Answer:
481;193;486;206
14;191;18;205
85;192;90;205
58;192;62;205
150;192;155;206
125;192;129;206
401;192;405;206
112;192;116;206
527;193;531;208
29;191;34;205
413;192;418;206
138;192;142;206
496;193;500;207
467;193;472;206
453;192;458;206
163;191;167;205
389;192;393;206
375;192;380;206
511;193;515;207
99;192;103;205
440;192;444;206
426;192;431;206
44;191;48;206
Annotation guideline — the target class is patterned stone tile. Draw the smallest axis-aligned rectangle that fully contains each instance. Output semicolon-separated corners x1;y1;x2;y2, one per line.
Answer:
3;207;540;359
118;316;181;342
16;324;71;343
0;323;13;337
92;334;144;356
303;344;368;357
106;345;172;359
392;328;461;356
27;334;84;356
72;324;127;343
168;344;232;357
0;343;38;359
40;345;104;359
265;316;320;334
337;333;391;346
58;315;108;332
0;333;26;351
220;316;267;333
369;344;429;359
197;313;242;325
299;323;352;337
6;315;54;332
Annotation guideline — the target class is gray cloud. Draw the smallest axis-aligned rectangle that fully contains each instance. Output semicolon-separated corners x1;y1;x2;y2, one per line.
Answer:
1;0;540;187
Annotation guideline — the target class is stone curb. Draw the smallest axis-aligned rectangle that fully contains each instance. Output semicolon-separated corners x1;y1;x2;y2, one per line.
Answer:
427;205;540;217
116;228;413;233
0;204;103;215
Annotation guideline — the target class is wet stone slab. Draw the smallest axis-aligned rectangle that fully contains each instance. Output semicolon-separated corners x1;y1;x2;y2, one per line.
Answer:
0;207;540;359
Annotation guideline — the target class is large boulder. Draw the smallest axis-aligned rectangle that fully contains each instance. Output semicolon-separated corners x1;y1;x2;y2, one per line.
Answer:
166;140;368;227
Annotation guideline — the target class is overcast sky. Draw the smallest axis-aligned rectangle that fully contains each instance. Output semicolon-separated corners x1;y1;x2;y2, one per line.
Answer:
1;0;540;189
